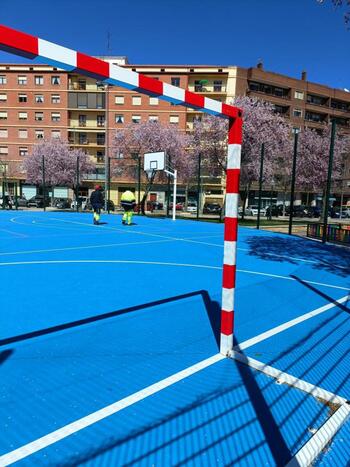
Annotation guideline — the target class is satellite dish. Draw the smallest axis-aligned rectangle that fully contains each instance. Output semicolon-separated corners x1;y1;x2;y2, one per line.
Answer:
344;88;350;92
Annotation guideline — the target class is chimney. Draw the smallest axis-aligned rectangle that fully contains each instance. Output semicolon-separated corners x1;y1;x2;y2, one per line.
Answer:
301;70;307;81
257;61;263;70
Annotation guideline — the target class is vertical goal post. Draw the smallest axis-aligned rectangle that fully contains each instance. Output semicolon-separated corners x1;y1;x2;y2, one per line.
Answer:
0;24;243;355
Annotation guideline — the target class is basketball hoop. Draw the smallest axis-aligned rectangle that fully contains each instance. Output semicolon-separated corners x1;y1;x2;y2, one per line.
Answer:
145;169;155;179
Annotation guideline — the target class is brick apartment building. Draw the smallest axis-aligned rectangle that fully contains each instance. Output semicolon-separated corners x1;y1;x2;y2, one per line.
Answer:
1;59;350;207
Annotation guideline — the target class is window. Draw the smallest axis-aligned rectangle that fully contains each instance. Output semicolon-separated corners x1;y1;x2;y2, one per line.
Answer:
51;76;60;85
115;95;124;105
294;91;304;100
52;130;61;138
35;94;44;103
96;151;105;163
35;130;44;139
0;75;7;85
149;97;159;106
78;80;86;90
51;94;61;104
35;112;44;121
19;129;28;139
18;94;27;103
132;115;141;123
19;147;28;156
18;112;28;120
97;133;105;145
213;80;223;92
169;115;179;124
35;75;44;85
171;77;180;87
79;115;87;127
79;133;88;144
0;129;8;138
18;75;27;85
115;114;124;124
293;109;303;118
51;112;61;122
194;80;204;92
97;115;105;127
0;111;7;120
149;115;159;122
132;96;142;106
0;146;8;155
0;93;7;102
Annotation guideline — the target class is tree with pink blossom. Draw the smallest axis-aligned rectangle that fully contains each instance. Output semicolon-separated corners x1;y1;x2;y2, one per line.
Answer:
193;97;292;214
23;138;94;199
296;124;349;213
112;121;193;214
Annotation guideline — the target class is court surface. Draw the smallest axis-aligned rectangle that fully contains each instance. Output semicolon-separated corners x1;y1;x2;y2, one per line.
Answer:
0;210;349;466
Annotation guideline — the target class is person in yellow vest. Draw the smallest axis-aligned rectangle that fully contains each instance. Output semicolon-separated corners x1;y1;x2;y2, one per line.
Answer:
121;190;136;225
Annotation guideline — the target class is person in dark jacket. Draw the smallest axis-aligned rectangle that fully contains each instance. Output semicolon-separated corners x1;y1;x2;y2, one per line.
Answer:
90;185;104;225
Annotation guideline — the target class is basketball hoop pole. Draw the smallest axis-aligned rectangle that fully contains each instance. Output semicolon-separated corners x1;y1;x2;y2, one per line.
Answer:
164;168;177;221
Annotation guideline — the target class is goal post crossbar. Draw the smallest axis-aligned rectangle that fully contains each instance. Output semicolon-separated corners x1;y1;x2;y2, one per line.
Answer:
0;24;242;355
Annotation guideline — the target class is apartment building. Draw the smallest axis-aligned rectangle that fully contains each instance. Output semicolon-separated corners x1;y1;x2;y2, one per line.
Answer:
1;60;350;205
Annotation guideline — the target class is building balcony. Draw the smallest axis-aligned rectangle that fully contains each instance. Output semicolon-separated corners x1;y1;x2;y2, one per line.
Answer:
69;82;105;92
191;87;227;94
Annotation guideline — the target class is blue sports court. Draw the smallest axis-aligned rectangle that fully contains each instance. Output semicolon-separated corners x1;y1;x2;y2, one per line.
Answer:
0;211;349;466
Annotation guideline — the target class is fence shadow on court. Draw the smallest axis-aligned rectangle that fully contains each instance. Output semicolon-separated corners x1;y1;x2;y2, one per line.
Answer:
244;234;350;278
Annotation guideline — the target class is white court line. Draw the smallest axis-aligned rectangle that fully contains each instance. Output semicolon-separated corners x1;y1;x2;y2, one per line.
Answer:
286;404;350;467
0;234;223;258
0;227;27;238
0;239;173;257
235;294;350;351
0;354;225;466
49;216;350;269
0;259;348;292
1;290;349;465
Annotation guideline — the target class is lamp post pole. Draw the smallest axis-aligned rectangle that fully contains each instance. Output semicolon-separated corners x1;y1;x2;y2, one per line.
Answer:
322;119;336;243
42;154;46;212
257;143;265;230
288;129;299;235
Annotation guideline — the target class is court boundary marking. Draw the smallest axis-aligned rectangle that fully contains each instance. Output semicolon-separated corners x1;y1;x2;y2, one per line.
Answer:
0;258;347;292
1;293;349;466
7;215;350;271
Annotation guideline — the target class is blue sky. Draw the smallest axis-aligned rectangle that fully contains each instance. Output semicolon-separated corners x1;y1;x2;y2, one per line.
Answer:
1;0;349;90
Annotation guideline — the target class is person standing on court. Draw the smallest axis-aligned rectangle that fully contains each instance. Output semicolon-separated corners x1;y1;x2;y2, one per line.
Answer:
90;185;104;225
121;190;136;225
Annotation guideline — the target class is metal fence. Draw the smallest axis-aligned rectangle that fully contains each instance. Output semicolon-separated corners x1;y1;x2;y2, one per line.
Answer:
307;222;350;245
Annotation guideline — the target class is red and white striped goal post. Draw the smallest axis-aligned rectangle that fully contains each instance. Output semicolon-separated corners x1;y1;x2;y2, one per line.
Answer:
0;24;243;355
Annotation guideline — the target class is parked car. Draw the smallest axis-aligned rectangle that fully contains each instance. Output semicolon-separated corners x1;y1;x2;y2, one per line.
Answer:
54;198;72;209
15;196;28;207
169;202;184;211
187;202;197;213
331;207;349;219
305;206;321;218
265;205;285;217
147;201;164;211
245;205;266;216
71;196;88;210
203;203;222;214
27;195;50;208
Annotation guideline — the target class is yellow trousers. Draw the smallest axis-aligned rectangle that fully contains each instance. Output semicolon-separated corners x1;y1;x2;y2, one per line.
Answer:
122;211;133;225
